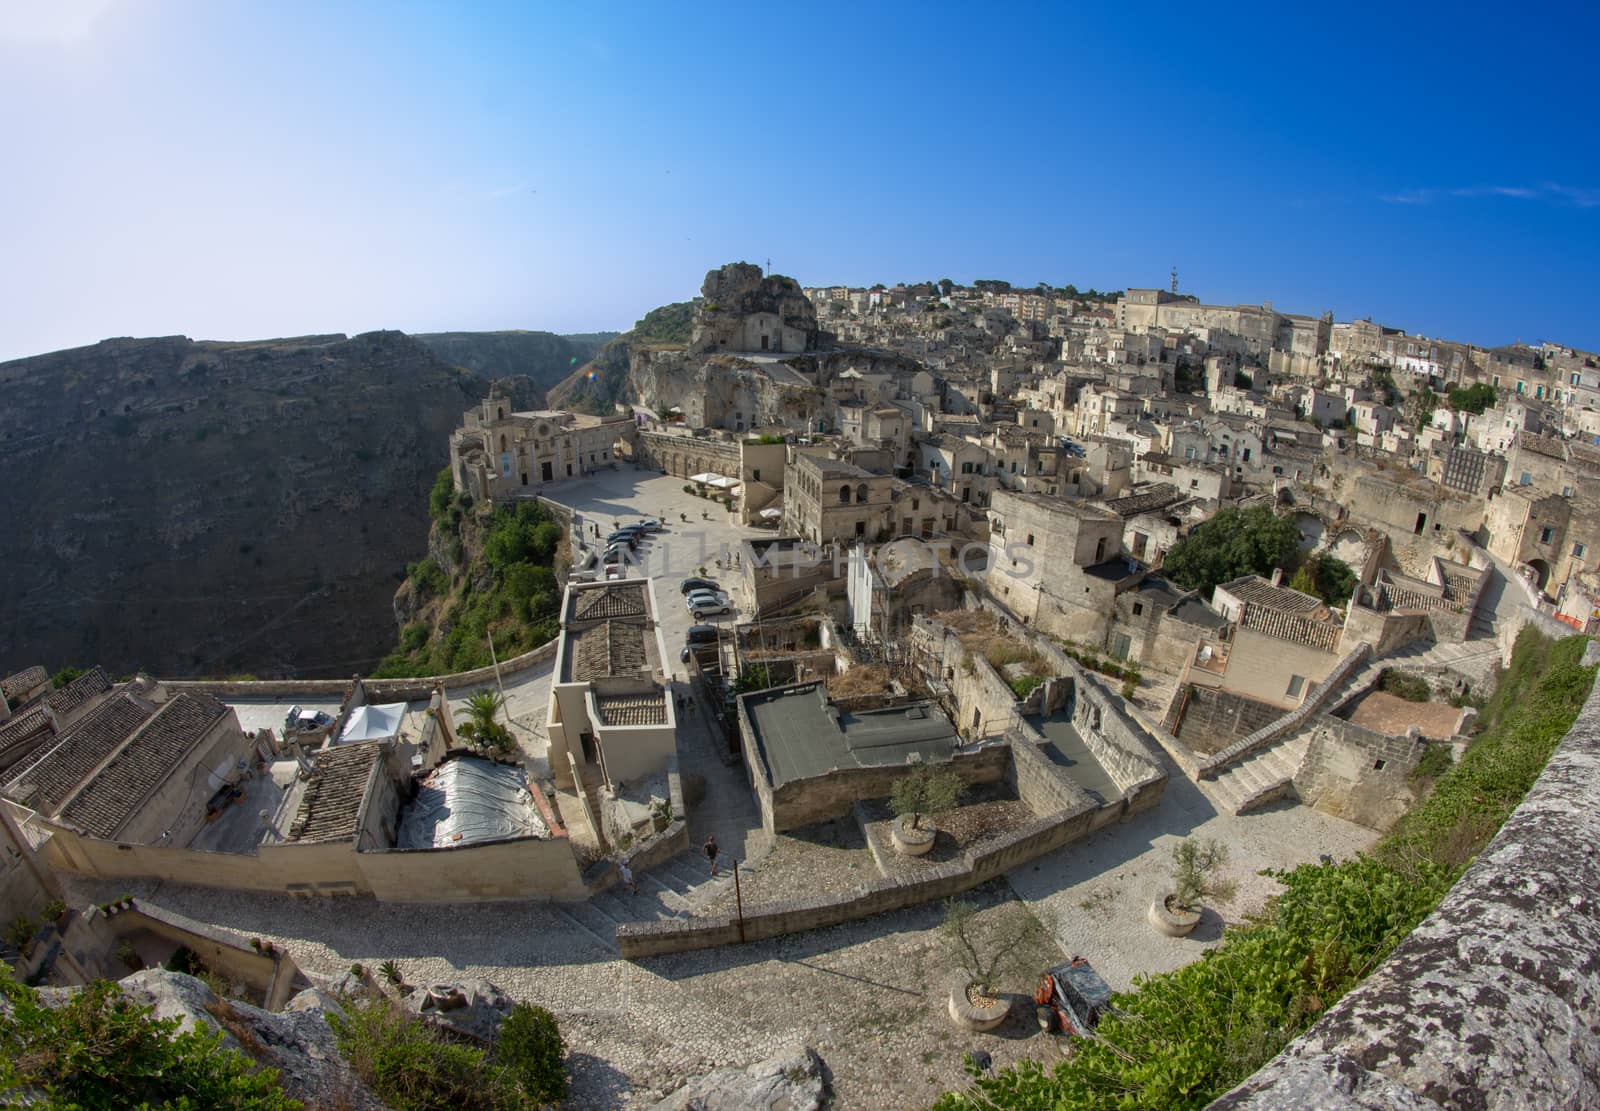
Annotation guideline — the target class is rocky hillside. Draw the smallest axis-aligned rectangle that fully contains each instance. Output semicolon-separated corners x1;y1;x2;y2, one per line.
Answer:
0;331;526;680
545;301;694;413
413;330;613;405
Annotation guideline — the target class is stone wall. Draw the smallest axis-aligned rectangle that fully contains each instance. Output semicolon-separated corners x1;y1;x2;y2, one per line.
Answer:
1292;717;1424;831
1169;686;1284;752
1342;603;1432;657
1212;644;1600;1109
41;819;588;903
86;900;310;1010
165;637;559;702
617;789;1106;959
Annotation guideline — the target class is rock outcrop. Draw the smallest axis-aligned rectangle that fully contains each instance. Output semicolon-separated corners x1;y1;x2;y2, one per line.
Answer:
650;1044;830;1111
413;330;611;405
690;263;821;356
0;331;501;679
114;970;389;1110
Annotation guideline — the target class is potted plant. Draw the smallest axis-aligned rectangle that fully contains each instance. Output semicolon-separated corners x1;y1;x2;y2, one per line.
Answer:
42;899;67;929
941;899;1042;1031
379;959;411;995
1149;838;1235;938
889;765;963;856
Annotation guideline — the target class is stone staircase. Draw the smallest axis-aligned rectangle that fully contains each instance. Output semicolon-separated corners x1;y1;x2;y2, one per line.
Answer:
551;849;759;955
1201;732;1311;815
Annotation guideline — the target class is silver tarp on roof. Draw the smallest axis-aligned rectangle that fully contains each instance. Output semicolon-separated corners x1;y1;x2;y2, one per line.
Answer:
397;756;548;849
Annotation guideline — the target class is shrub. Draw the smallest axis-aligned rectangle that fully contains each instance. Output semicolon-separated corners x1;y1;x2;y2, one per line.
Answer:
328;997;523;1111
495;1002;565;1105
1410;742;1454;782
1380;670;1431;703
5;915;38;951
0;967;300;1110
429;468;455;520
1009;674;1044;700
1170;837;1235;911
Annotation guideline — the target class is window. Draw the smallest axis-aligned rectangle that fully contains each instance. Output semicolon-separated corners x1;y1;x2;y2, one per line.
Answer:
1563;485;1573;498
1094;537;1106;563
752;468;761;482
1286;675;1306;699
839;484;851;503
1132;602;1144;616
1373;759;1387;771
1520;472;1532;486
1540;527;1555;545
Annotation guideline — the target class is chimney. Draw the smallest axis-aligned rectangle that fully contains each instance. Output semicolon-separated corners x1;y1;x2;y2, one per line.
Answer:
1270;567;1284;587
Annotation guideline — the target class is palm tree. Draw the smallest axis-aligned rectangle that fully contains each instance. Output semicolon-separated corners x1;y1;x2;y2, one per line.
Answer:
457;690;515;757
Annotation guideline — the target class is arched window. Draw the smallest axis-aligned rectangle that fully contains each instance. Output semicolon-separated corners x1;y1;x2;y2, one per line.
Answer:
839;485;851;504
856;483;868;504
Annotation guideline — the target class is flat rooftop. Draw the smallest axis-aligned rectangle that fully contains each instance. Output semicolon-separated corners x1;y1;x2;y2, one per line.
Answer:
397;756;548;848
743;683;958;788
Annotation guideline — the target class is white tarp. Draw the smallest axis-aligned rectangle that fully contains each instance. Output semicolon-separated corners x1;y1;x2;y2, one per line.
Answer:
706;475;741;490
339;702;408;744
689;472;720;484
397;757;548;848
760;507;783;519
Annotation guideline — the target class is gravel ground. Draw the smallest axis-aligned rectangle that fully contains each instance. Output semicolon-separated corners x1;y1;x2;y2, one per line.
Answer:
697;817;875;913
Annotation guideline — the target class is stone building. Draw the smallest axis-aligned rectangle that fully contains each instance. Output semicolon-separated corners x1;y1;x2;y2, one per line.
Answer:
984;491;1136;642
691;263;822;356
2;679;258;849
449;392;636;503
1196;574;1347;710
783;453;896;545
546;580;675;795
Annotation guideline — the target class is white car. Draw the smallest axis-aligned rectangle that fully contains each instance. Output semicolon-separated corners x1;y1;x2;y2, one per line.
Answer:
687;594;733;619
684;589;729;610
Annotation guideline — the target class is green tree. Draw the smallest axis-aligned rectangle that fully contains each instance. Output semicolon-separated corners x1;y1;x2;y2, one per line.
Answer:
456;690;516;758
941;900;1044;991
50;666;84;689
0;967;302;1110
495;1002;565;1106
1446;381;1497;414
1162;506;1303;599
328;997;523;1111
889;765;964;831
1288;554;1356;606
428;467;455;521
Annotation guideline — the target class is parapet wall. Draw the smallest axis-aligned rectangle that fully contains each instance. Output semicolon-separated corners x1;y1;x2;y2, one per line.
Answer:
164;638;559;702
1211;642;1600;1110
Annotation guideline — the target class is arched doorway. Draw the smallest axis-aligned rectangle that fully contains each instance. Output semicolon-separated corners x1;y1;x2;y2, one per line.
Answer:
1527;558;1551;592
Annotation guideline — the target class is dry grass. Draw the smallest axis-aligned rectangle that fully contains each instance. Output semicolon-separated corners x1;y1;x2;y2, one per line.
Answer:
931;609;1048;678
826;664;893;698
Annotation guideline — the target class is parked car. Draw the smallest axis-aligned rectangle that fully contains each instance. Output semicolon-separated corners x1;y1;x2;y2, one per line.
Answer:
679;577;719;595
1034;957;1112;1037
685;625;720;645
284;706;334;735
574;550;599;572
689;598;733;619
605;533;639;549
636;519;663;533
685;590;730;611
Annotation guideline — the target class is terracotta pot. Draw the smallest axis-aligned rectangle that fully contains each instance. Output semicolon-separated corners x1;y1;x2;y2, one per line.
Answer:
948;978;1010;1031
1148;893;1201;937
891;818;936;856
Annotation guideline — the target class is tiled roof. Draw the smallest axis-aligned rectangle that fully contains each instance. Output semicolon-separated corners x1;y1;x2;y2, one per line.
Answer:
1;667;48;703
58;693;229;840
1219;575;1323;614
46;667;112;717
287;742;380;843
1238;602;1342;652
572;582;648;622
3;692;156;815
595;692;668;727
1105;483;1183;518
0;707;54;764
570;622;648;682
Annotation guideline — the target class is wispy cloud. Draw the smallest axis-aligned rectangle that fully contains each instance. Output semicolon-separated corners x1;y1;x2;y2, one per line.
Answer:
0;0;117;44
1382;183;1600;208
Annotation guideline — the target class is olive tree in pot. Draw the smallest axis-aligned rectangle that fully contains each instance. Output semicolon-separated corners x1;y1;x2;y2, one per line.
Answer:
941;899;1043;1031
888;764;963;856
1149;837;1235;937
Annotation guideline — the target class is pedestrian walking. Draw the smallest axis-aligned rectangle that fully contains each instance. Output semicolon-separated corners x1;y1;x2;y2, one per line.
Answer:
618;861;638;896
704;834;720;877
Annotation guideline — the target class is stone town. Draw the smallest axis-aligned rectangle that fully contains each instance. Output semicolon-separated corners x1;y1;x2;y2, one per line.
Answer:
3;262;1595;1107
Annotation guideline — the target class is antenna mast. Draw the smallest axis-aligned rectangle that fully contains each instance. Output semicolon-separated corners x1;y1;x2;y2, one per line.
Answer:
1170;266;1179;294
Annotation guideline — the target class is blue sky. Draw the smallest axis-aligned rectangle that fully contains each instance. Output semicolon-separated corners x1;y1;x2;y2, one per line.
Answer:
3;0;1597;362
